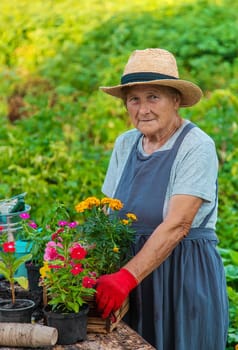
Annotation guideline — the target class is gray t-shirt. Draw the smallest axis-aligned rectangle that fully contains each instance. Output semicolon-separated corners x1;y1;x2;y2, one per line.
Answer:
102;120;218;229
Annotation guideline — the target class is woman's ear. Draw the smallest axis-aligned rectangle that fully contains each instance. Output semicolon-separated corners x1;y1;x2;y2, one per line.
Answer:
174;92;181;109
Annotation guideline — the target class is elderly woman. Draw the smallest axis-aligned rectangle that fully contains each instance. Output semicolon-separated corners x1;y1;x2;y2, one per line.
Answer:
96;48;228;350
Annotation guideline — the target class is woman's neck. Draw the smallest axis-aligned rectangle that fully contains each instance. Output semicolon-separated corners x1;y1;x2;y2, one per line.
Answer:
142;117;183;154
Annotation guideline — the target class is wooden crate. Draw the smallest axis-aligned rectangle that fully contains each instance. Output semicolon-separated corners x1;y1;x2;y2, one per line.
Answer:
85;296;129;333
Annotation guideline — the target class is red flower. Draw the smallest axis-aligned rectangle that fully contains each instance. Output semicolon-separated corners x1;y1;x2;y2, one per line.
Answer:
51;228;64;241
82;276;97;288
70;243;87;260
51;233;58;240
0;226;4;231
70;263;83;275
48;264;64;269
3;241;15;253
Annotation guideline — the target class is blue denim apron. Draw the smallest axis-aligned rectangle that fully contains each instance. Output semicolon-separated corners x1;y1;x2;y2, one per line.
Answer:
114;123;228;350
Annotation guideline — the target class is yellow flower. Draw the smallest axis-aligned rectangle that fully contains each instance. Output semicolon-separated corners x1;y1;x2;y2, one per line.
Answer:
235;344;238;350
75;202;88;213
75;197;100;212
40;261;50;278
100;197;124;211
75;196;136;275
126;213;137;221
85;197;100;208
108;199;123;211
101;197;113;205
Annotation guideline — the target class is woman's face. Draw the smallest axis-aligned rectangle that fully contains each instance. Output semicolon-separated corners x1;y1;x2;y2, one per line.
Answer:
125;85;181;137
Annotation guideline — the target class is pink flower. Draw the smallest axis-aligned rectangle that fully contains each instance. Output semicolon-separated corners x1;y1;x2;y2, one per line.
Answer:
58;221;68;226
68;221;77;228
70;243;87;260
28;221;37;229
82;276;97;288
70;263;83;275
19;213;30;219
44;241;63;261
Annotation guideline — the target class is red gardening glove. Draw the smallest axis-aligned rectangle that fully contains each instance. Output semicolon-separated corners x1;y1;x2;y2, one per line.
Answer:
96;268;138;319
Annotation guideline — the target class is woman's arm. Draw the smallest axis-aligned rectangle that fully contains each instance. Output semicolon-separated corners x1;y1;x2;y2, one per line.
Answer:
124;194;203;282
96;194;203;318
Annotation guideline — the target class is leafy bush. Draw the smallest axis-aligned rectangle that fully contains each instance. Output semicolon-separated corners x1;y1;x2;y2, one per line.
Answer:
219;247;238;346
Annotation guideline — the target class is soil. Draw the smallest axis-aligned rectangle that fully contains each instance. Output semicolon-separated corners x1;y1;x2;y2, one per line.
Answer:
0;299;32;309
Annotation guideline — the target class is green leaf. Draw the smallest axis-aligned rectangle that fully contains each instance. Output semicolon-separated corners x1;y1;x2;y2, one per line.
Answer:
0;262;9;279
14;276;29;290
12;254;32;272
229;250;238;265
224;265;238;281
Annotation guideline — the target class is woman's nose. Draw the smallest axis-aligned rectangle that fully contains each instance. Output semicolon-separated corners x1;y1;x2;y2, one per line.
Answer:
138;101;150;114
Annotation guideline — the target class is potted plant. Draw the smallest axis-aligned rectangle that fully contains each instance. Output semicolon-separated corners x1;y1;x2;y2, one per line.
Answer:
19;203;69;291
74;196;137;332
75;196;137;275
39;219;97;345
0;233;35;323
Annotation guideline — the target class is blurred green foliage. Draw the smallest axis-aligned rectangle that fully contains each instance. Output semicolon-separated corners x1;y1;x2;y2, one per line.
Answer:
0;0;238;347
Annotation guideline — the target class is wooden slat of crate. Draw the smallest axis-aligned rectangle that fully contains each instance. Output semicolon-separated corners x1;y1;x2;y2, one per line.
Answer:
86;297;129;333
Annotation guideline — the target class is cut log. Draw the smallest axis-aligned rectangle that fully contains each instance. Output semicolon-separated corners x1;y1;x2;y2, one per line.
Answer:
0;322;58;347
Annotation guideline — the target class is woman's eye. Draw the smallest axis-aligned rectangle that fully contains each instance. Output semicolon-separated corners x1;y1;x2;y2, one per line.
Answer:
149;94;159;100
128;96;138;103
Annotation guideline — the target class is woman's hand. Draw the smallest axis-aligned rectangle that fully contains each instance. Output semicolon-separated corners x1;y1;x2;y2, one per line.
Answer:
96;268;138;319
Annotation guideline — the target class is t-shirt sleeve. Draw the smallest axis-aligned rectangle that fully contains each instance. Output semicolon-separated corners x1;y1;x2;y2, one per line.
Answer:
172;141;218;202
102;146;118;197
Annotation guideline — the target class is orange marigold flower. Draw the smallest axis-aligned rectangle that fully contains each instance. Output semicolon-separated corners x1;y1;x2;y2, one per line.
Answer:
122;219;129;225
84;197;100;209
76;197;100;212
113;246;119;253
101;197;113;206
75;202;88;213
126;213;137;221
108;199;123;211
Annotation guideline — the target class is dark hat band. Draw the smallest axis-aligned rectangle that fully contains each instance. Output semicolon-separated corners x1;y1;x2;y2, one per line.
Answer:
121;72;178;85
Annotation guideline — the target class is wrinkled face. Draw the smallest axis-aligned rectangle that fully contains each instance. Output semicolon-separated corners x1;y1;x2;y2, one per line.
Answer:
124;85;181;136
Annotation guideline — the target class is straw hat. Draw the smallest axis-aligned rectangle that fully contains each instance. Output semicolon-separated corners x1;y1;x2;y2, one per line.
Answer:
100;48;203;107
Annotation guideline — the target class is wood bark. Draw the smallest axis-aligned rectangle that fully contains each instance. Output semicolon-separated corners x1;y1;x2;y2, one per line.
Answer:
0;322;58;347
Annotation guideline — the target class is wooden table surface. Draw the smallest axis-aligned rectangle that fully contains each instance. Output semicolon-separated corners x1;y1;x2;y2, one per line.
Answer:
0;321;156;350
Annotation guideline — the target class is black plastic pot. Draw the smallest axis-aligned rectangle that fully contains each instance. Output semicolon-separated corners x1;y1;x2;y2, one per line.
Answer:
0;299;35;323
25;261;42;292
43;304;89;345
